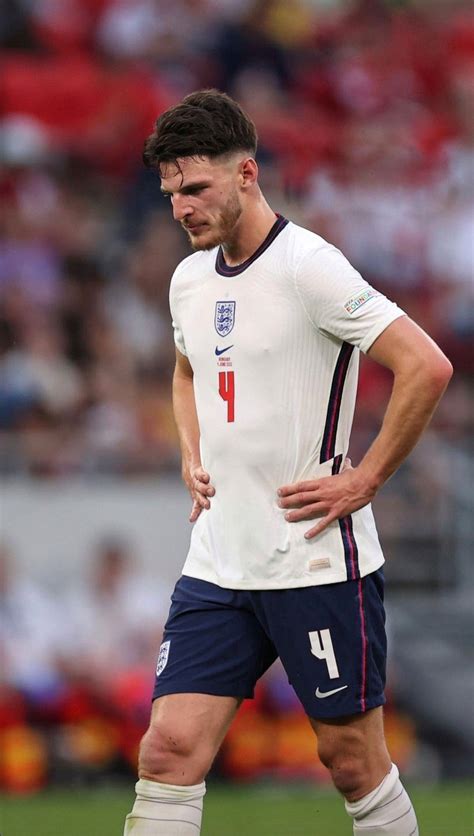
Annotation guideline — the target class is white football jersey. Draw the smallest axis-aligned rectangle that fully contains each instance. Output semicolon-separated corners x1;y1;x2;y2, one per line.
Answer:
170;218;405;589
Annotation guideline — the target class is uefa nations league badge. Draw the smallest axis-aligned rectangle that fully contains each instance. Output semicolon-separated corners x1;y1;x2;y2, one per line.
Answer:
215;301;236;337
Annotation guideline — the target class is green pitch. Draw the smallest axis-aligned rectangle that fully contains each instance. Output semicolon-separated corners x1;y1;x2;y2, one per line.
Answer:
0;782;472;835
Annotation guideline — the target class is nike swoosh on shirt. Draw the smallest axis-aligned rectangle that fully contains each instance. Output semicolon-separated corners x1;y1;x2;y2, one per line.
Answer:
315;685;348;699
215;345;234;356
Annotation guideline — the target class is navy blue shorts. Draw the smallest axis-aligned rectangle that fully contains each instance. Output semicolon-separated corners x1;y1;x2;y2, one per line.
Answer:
153;571;386;718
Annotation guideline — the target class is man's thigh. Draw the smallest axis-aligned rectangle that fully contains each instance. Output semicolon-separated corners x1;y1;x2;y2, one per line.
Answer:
257;570;387;719
153;575;277;701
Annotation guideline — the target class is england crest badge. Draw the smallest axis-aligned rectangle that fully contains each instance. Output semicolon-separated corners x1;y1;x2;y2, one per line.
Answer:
215;301;236;337
156;640;170;676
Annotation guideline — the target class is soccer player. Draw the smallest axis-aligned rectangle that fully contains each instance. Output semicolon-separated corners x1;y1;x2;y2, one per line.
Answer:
124;90;452;835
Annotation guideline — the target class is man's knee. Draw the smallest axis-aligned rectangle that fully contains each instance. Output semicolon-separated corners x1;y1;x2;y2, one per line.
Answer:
138;721;212;785
314;708;391;800
325;753;368;796
318;728;383;798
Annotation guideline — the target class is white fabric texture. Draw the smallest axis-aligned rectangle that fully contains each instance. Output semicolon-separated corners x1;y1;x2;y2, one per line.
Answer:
345;764;419;835
124;778;205;835
170;219;405;589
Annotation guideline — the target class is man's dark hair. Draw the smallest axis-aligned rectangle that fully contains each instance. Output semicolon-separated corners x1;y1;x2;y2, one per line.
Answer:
143;89;258;174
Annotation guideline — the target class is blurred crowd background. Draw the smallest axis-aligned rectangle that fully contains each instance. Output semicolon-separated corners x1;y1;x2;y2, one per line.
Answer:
0;0;473;795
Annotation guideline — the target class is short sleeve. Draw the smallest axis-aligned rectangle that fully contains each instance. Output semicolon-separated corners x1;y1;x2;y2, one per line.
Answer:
295;245;405;353
169;269;187;356
171;317;187;356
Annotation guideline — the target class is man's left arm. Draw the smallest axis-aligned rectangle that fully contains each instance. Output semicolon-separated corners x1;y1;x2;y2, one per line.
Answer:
278;316;453;539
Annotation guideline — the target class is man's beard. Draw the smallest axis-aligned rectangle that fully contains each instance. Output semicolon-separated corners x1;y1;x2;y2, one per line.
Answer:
186;189;242;251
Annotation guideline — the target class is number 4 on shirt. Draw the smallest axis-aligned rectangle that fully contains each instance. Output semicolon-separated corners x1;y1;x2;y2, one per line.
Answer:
219;371;235;422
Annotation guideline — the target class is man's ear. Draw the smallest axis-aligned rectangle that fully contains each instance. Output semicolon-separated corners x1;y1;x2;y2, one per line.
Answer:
239;157;258;189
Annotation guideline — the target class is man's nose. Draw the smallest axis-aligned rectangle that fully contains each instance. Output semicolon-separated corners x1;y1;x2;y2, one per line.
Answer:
172;194;192;222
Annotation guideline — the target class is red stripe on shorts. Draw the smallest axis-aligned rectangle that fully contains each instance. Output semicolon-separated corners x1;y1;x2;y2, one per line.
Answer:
357;578;368;712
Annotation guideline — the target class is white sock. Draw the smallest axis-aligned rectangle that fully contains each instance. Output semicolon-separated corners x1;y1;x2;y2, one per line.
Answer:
124;778;206;835
345;764;418;835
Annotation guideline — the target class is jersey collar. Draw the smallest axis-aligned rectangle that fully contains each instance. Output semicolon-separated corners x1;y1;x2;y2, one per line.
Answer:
215;215;288;277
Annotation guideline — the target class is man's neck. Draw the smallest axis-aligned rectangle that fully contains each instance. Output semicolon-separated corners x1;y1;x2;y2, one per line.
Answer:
221;199;278;266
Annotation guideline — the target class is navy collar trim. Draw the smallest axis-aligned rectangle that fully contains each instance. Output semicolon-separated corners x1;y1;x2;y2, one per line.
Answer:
215;215;288;277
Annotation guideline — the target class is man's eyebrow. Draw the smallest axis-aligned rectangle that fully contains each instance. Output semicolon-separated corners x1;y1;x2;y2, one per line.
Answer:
160;180;210;195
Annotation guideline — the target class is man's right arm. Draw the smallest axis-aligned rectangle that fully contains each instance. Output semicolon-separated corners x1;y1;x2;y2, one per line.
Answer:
173;347;215;522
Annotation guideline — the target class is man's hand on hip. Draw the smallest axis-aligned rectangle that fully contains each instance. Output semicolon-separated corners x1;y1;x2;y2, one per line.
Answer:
277;460;377;540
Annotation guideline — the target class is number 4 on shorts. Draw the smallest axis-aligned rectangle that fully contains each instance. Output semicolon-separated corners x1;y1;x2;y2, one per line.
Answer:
308;628;340;679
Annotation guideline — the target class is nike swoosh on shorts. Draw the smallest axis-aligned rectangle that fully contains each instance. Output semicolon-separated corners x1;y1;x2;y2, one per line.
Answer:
315;685;348;698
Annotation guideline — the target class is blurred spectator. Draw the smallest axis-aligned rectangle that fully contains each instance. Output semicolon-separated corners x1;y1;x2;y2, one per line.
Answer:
61;536;168;687
0;542;66;704
2;318;83;416
103;214;184;365
0;535;170;784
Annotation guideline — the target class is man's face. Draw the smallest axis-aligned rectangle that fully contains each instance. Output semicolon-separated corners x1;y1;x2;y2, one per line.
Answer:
160;155;243;251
